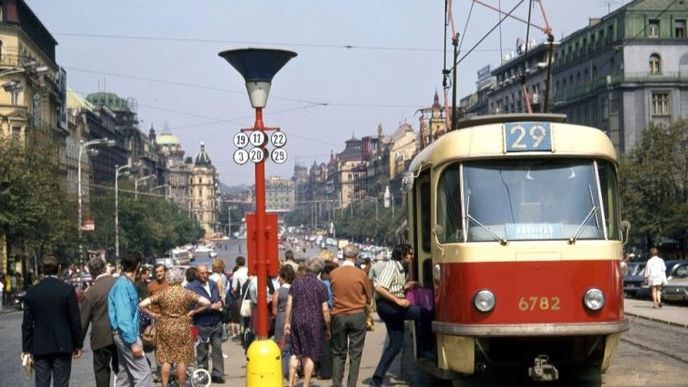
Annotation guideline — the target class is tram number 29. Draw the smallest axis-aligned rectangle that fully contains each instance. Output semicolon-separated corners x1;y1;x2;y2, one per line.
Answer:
518;296;560;311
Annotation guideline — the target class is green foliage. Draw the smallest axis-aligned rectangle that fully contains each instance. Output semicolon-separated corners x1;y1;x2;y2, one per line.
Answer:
85;181;203;259
619;119;688;255
288;200;404;245
0;135;79;260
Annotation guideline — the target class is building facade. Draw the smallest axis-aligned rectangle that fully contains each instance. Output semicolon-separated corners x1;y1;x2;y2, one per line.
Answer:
552;0;688;154
190;143;219;237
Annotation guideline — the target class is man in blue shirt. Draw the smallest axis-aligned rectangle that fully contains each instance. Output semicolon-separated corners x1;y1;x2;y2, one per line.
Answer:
108;251;151;386
187;264;225;383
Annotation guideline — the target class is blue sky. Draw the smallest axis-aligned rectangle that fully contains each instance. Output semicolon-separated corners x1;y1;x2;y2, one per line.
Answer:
28;0;625;185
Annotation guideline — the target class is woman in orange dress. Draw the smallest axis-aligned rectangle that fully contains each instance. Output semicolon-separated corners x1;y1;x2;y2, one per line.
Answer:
140;269;210;387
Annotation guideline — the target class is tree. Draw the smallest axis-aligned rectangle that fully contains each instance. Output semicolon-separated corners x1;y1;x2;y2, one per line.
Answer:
619;119;688;256
0;135;79;269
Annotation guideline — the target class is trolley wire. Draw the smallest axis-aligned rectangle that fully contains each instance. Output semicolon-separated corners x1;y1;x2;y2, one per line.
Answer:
453;0;527;69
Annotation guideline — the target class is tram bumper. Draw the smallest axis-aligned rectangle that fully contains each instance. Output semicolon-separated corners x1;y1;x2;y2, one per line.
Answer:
434;320;628;376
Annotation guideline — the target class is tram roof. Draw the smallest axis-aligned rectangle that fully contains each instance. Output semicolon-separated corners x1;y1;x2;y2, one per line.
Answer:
409;114;617;173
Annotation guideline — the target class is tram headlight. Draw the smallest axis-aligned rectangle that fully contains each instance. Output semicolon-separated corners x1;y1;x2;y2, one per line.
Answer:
583;288;605;311
473;290;496;312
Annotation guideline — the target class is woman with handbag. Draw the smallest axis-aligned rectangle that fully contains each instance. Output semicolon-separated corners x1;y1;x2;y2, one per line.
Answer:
139;269;211;387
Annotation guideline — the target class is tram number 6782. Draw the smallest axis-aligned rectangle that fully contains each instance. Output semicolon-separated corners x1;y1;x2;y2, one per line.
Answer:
518;296;561;311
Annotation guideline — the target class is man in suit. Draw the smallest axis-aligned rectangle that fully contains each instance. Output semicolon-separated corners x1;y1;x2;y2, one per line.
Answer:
22;255;83;387
80;257;118;387
188;264;225;383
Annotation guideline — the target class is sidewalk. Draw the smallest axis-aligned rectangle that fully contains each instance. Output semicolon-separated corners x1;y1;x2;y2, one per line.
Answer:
623;298;688;328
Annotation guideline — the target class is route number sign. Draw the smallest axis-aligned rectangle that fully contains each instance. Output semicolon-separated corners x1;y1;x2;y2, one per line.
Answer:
249;148;267;163
233;149;249;165
271;148;288;164
270;131;287;148
249;131;267;147
233;132;249;148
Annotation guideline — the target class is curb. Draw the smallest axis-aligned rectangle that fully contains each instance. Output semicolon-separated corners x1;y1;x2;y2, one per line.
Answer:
625;311;688;329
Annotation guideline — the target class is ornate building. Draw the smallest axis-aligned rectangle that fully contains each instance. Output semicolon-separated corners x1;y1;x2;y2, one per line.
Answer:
155;130;192;207
190;143;219;237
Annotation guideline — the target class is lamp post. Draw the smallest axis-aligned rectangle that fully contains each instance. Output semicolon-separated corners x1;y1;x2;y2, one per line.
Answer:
115;164;131;263
134;175;154;199
219;48;295;349
78;138;115;258
152;184;171;200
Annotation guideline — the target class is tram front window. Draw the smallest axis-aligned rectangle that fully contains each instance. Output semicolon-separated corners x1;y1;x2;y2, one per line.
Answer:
461;159;605;242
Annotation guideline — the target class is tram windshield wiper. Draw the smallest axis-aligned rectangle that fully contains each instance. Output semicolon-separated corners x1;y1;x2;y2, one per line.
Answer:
466;214;508;246
465;192;508;246
568;205;598;245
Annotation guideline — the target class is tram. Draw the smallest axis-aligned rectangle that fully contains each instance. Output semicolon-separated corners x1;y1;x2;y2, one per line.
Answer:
402;114;629;382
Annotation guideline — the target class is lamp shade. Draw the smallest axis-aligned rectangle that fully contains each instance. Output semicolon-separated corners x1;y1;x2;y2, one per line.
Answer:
219;48;297;108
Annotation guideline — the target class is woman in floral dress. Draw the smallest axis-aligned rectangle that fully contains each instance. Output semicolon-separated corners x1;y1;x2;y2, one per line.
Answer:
284;257;331;387
140;269;210;387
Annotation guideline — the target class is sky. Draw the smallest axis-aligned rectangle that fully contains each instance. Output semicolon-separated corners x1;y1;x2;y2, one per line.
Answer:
27;0;629;186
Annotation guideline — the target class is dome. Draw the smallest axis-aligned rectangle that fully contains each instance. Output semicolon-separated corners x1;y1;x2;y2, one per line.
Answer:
194;142;212;166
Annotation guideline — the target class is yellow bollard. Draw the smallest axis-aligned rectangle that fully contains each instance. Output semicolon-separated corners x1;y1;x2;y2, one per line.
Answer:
246;338;283;387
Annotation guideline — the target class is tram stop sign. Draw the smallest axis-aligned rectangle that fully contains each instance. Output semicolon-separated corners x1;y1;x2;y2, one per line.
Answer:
245;212;280;277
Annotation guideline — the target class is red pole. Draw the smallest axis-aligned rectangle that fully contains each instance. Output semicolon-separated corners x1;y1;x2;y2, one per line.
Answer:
253;107;268;339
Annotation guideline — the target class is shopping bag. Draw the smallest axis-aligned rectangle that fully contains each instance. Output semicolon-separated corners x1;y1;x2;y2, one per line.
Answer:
406;287;434;311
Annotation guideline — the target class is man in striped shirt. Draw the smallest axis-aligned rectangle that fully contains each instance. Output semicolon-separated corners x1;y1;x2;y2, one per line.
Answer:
370;244;432;387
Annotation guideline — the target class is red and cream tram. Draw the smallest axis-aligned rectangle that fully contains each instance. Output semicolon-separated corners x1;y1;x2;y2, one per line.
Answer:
403;114;629;382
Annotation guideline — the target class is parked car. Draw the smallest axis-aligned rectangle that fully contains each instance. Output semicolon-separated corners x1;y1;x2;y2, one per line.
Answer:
623;262;646;298
12;290;26;310
634;260;687;300
660;261;688;303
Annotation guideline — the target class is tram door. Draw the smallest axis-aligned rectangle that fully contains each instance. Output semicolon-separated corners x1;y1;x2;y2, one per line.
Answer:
413;171;433;288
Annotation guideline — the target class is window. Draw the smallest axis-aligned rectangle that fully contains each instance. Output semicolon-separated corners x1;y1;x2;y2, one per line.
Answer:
11;126;21;139
676;19;686;38
652;92;670;116
462;159;605;242
649;54;661;74
648;20;660;38
437;164;463;243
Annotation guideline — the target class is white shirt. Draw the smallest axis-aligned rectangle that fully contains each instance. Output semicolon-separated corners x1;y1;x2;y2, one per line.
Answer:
645;255;666;282
231;266;249;294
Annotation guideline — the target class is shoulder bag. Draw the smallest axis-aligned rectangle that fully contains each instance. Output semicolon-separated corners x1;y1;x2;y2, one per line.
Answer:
239;282;253;318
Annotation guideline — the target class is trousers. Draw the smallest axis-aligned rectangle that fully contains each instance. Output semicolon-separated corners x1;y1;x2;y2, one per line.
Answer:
331;311;367;387
93;344;119;387
197;323;225;378
33;353;72;387
113;333;152;387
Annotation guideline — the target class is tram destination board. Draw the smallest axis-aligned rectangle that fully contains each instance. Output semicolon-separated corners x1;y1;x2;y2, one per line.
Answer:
503;122;552;153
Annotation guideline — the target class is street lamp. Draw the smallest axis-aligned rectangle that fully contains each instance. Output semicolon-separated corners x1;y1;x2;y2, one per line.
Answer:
78;138;115;257
115;164;131;263
134;175;155;199
219;48;295;355
152;184;171;200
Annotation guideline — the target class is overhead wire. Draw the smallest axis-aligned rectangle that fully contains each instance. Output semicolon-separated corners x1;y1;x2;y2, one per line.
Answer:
454;0;527;69
54;32;443;53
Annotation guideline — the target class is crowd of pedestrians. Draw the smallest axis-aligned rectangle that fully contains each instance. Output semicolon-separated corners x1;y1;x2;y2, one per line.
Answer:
15;243;431;387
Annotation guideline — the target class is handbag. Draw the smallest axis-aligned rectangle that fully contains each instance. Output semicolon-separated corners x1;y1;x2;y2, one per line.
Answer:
141;319;157;352
239;284;253;318
406;287;435;311
365;302;375;332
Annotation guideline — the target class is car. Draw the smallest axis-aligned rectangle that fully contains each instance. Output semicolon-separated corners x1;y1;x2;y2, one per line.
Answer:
634;260;687;300
623;262;646;298
660;262;688;303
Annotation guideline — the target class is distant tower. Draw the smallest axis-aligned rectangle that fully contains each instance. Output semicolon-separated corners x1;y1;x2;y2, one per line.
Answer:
190;142;218;238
